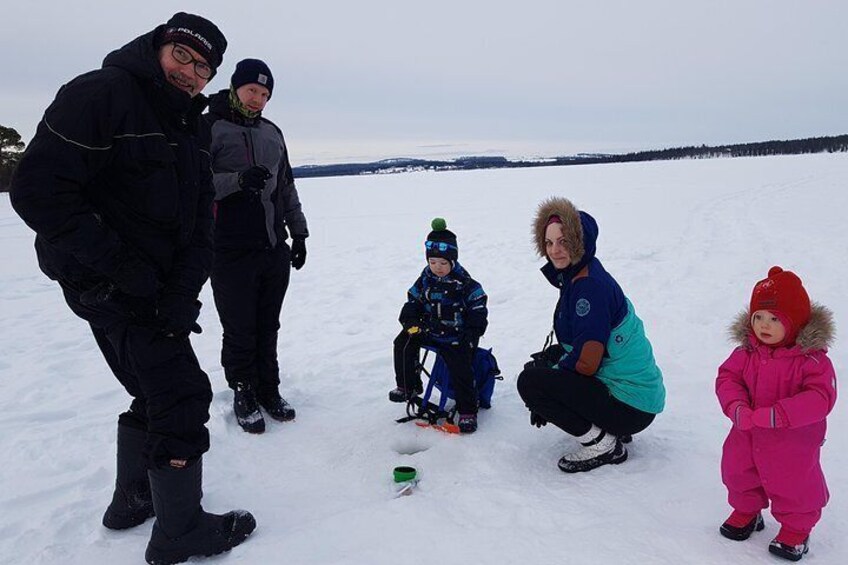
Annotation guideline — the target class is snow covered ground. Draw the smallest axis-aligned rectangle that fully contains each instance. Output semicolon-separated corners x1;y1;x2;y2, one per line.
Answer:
1;153;846;564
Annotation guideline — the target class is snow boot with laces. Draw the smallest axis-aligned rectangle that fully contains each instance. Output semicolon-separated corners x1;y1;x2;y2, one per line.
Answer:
233;383;265;434
257;390;296;422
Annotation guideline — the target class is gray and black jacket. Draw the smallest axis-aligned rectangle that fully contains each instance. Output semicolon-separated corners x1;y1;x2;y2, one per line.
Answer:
205;90;308;251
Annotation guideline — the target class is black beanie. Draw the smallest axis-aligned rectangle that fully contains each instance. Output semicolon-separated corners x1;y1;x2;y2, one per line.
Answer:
425;218;458;262
231;59;274;98
157;12;227;71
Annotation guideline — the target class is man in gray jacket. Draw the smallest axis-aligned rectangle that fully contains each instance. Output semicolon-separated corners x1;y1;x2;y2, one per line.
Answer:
205;58;309;434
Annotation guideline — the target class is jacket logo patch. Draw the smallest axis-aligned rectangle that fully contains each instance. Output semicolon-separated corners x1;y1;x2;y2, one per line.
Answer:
576;298;591;317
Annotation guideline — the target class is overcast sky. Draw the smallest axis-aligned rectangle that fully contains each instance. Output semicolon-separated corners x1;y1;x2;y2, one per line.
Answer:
2;1;846;163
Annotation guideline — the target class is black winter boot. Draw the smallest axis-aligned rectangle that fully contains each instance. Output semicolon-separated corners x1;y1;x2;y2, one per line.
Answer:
719;511;764;541
234;383;265;434
388;384;422;403
257;390;296;422
458;413;478;434
145;459;256;564
103;423;155;530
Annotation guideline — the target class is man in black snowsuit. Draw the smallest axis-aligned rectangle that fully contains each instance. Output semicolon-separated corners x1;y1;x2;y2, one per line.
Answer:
10;13;255;564
204;59;309;434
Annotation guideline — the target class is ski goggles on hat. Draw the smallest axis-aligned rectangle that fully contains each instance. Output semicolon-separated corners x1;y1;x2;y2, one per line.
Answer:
425;241;457;252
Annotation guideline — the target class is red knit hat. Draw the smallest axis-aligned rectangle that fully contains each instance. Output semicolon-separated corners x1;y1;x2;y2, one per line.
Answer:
749;266;811;345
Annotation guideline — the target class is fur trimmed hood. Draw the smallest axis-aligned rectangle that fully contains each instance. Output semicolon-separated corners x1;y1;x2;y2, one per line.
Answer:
533;197;597;265
729;302;835;352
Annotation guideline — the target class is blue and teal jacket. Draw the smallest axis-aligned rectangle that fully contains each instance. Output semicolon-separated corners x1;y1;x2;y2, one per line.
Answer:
543;212;665;414
399;262;488;343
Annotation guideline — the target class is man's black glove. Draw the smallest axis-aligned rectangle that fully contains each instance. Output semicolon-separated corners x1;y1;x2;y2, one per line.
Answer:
290;237;307;270
530;412;548;428
238;165;272;193
110;256;160;298
157;295;202;337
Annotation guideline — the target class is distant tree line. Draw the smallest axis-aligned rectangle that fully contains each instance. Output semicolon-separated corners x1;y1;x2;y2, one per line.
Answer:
293;134;848;178
606;134;848;163
0;125;26;192
2;124;847;188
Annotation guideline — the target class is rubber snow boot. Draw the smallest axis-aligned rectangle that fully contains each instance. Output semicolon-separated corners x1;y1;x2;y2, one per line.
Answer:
145;458;256;564
388;384;422;403
558;426;627;473
103;423;155;530
769;527;810;561
234;383;265;434
719;511;764;541
257;391;296;422
458;413;478;434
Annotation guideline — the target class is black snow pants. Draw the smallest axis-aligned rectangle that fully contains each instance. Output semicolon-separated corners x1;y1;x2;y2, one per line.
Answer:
61;281;212;467
393;331;478;414
211;244;291;396
517;366;655;437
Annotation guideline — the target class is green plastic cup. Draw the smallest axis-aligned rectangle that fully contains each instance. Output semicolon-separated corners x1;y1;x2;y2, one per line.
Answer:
393;466;417;483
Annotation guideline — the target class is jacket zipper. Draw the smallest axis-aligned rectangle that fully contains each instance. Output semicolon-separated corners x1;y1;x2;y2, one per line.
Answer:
242;132;255;166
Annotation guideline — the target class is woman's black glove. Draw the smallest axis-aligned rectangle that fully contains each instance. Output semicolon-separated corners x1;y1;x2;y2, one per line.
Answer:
525;343;566;370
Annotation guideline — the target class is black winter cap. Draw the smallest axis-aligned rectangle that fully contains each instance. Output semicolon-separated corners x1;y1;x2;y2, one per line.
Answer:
425;218;458;262
157;12;227;71
231;59;274;98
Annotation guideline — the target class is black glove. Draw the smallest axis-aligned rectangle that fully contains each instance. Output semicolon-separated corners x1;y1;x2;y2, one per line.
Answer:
524;343;566;370
111;256;160;298
290;237;307;270
238;165;272;193
530;412;547;428
157;295;202;337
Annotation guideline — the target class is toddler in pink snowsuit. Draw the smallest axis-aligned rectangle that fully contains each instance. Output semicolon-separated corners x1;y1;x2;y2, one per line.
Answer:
716;266;836;562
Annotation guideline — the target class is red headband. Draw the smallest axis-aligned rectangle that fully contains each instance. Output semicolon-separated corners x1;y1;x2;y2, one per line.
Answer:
546;215;562;226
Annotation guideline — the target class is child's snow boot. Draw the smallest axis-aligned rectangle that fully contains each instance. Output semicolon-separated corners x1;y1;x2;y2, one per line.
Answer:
458;413;478;434
257;390;296;422
103;423;155;529
144;458;256;564
234;383;265;434
558;425;627;473
719;511;764;541
388;384;422;403
769;527;810;561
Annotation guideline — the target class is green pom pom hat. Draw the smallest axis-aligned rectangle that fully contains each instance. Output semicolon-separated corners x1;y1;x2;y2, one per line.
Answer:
425;217;458;262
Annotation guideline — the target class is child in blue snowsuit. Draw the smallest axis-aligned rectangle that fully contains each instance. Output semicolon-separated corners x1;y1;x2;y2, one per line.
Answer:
389;218;488;434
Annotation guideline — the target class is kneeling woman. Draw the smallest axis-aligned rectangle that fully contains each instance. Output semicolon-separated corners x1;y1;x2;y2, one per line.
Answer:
517;197;665;473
